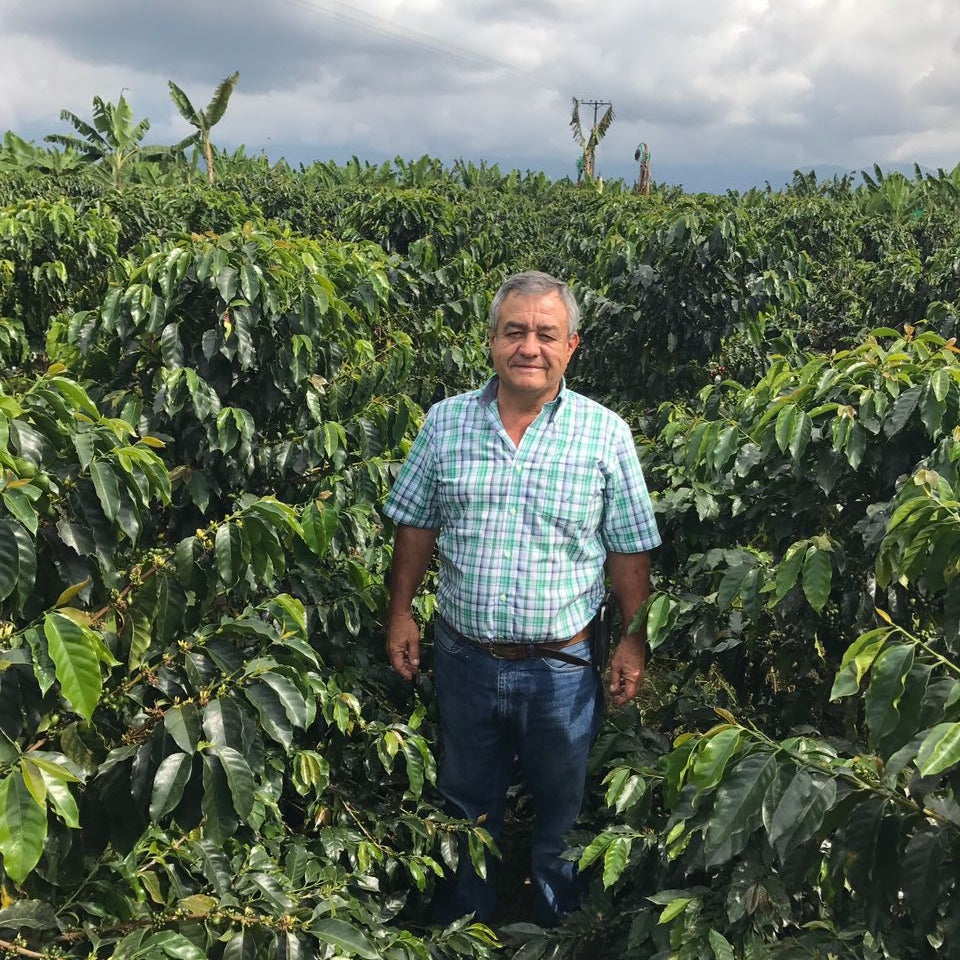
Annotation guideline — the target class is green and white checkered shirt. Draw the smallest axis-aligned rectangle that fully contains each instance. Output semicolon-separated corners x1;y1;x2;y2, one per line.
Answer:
383;377;661;642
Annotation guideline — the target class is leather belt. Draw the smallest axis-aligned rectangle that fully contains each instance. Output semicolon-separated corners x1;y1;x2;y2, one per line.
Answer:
440;618;592;667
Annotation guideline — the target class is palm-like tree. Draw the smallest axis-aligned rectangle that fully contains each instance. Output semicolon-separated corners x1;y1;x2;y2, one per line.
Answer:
634;142;651;195
168;72;240;185
570;97;614;183
45;93;188;190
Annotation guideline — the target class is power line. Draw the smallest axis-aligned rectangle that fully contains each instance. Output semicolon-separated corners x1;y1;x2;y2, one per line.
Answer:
277;0;547;85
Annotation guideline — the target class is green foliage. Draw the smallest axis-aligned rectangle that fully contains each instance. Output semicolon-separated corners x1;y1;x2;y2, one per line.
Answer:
44;93;194;191
4;147;960;960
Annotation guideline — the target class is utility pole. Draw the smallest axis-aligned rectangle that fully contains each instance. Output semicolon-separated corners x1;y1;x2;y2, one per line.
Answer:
570;97;615;183
580;99;612;131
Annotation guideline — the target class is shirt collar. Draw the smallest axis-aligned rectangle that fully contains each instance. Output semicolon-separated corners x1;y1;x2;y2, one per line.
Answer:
478;376;569;421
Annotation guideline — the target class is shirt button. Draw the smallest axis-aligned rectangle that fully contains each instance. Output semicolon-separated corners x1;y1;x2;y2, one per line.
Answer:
510;507;517;515
503;551;510;558
500;593;507;601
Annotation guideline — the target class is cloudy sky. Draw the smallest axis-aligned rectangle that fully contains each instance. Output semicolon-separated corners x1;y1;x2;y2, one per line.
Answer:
2;0;959;192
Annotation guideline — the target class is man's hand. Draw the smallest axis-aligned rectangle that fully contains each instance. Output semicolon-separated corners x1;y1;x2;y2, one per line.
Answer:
608;637;645;706
387;611;421;680
605;551;652;706
385;524;437;680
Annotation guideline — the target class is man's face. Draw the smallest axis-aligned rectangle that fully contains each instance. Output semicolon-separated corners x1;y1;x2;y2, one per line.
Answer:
489;291;580;404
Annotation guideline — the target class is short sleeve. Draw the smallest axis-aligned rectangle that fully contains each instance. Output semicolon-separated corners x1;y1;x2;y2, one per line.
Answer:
382;407;441;528
600;419;661;553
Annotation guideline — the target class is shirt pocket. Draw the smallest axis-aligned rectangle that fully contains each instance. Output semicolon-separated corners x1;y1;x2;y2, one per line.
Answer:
437;461;505;528
534;461;604;532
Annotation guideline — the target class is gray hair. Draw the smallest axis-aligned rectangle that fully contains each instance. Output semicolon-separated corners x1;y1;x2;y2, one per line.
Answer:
489;271;581;337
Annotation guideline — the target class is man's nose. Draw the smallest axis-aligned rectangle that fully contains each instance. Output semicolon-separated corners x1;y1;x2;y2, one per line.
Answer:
518;332;540;352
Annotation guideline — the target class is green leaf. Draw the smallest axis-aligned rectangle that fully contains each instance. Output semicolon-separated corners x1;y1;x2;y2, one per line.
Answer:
202;698;244;751
788;409;812;461
774;403;798;453
138;931;208;960
90;460;121;522
215;522;244;587
931;367;951;402
0;900;59;931
902;831;946;933
916;722;960;776
717;562;750;612
0;771;47;883
50;376;99;418
240;264;260;303
883;385;921;437
704;751;778;867
611;772;646;815
165;703;202;754
178;894;218;917
201;753;238;844
708;929;736;960
2;488;38;536
770;542;806;606
400;738;425;799
259;673;309;729
233;306;256;369
865;643;915;747
149;752;193;821
56;577;92;609
830;628;892;700
767;768;837;861
124;579;156;670
0;520;20;602
10;521;36;611
920;383;946;436
302;499;339;558
308;917;379;960
658;897;692;924
579;831;615;870
801;546;832;612
43;611;102;721
212;745;255;819
845;422;867;468
645;593;673;650
691;728;741;793
245;872;293;913
244;682;293;750
37;769;80;828
602;835;632;889
204;71;240;126
216;265;238;303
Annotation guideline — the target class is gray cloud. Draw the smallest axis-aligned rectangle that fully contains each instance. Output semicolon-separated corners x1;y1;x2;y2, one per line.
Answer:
2;0;960;191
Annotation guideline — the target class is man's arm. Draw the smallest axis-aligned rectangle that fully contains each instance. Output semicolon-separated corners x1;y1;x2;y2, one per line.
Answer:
387;523;439;680
605;551;652;706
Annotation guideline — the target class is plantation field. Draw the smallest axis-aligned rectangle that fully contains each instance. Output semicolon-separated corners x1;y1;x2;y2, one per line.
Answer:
1;140;960;960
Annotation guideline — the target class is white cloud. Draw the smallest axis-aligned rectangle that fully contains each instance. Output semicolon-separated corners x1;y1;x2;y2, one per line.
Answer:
3;0;960;189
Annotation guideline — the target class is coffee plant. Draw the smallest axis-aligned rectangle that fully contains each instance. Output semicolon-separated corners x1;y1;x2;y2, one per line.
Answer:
1;136;960;959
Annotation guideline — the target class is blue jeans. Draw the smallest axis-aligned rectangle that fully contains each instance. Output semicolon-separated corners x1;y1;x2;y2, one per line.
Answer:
431;618;604;926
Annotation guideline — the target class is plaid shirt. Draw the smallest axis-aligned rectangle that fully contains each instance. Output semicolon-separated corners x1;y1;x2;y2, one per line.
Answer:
383;377;661;642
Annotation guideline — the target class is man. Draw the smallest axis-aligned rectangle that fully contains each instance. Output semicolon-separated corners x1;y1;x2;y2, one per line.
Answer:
383;271;660;925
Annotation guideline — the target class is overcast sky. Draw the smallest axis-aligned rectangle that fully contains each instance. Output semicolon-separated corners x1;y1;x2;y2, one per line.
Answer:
2;0;959;192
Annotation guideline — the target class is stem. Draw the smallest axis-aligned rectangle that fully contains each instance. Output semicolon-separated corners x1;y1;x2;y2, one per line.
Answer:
0;939;45;959
90;563;158;626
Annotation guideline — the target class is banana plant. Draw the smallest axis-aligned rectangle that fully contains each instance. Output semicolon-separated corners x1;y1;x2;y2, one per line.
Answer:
168;71;240;185
570;97;614;182
44;93;193;190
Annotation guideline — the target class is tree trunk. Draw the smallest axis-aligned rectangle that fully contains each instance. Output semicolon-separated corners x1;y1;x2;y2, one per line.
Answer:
203;134;215;185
